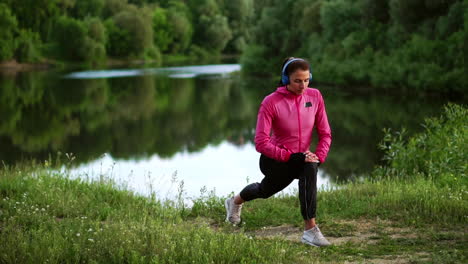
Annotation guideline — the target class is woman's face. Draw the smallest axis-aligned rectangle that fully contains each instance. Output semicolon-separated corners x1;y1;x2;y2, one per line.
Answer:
287;69;310;95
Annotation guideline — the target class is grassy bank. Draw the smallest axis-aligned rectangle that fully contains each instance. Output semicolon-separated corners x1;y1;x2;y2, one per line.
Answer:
1;105;466;263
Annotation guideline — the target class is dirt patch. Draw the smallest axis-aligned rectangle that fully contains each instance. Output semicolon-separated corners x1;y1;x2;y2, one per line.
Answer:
252;224;301;242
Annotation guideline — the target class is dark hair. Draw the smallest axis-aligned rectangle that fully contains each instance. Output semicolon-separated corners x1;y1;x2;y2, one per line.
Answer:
278;57;310;85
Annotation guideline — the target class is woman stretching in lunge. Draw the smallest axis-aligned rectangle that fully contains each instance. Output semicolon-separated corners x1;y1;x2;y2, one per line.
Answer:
225;57;332;247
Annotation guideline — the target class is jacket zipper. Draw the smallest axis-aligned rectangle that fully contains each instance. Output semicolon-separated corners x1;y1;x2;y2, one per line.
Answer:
295;96;302;151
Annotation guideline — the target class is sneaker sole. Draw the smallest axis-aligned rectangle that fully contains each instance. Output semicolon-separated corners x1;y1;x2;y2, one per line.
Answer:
301;237;320;247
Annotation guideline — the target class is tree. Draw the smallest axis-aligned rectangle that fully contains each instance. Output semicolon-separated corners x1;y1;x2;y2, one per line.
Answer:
52;16;106;63
389;0;455;33
9;0;61;41
189;0;233;52
52;16;88;60
320;0;361;41
198;14;232;52
166;7;193;53
105;8;153;58
224;0;254;53
0;3;18;60
71;0;105;19
152;7;172;52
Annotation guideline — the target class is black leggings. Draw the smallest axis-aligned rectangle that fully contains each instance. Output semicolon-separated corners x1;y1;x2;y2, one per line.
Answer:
239;154;318;220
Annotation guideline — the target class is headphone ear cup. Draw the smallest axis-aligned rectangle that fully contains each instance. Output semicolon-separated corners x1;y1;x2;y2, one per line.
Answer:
282;74;289;85
309;72;313;82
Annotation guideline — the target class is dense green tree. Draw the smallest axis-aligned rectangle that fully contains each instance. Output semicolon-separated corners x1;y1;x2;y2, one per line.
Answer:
15;29;42;62
52;16;89;60
198;14;232;52
189;0;233;53
152;7;172;52
241;0;298;74
8;0;61;41
166;2;193;53
389;0;456;33
320;0;361;41
0;3;18;60
102;0;129;18
241;0;467;93
223;0;254;53
105;8;153;58
52;16;106;63
71;0;105;19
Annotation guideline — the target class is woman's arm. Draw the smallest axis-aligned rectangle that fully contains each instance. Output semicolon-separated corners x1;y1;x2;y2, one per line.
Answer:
314;93;332;163
254;101;292;162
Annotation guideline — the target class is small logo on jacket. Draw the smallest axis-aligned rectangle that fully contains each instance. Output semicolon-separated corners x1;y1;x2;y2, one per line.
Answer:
305;102;312;107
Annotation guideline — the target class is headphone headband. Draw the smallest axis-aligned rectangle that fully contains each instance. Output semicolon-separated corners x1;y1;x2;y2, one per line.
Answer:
281;58;312;85
281;58;304;76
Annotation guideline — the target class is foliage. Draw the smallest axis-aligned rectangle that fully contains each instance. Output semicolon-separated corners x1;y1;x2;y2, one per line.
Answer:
166;3;193;53
106;8;153;58
15;29;42;63
198;14;233;52
241;0;468;94
0;0;248;64
51;16;106;64
376;104;467;186
0;3;18;60
152;7;172;53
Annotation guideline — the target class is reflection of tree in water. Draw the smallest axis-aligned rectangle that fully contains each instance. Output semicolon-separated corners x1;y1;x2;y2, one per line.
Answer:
0;72;448;183
321;87;445;182
0;71;263;166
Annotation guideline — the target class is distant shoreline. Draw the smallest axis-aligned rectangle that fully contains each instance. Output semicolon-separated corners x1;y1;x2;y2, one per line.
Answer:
0;60;53;73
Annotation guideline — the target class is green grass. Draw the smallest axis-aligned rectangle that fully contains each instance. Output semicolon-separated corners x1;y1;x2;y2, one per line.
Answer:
0;104;466;263
1;169;466;263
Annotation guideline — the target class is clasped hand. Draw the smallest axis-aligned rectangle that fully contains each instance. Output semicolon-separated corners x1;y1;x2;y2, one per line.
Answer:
304;150;319;163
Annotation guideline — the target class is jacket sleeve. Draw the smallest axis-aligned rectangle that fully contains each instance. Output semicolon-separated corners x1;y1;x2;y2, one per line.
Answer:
314;92;332;163
254;100;291;162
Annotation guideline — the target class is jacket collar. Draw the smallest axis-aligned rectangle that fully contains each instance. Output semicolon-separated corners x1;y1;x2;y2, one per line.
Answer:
276;86;302;98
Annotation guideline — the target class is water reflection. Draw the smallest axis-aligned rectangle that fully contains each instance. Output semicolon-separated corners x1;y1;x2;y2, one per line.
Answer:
0;65;449;196
71;142;331;199
64;64;241;79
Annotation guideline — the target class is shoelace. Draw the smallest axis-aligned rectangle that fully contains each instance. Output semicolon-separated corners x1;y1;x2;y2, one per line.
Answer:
313;227;325;239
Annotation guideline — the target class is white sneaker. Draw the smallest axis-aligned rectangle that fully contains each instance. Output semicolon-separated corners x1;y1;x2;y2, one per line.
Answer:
225;197;242;224
301;225;331;247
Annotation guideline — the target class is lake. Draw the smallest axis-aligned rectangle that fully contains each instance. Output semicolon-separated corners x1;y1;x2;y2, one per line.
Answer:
0;64;451;199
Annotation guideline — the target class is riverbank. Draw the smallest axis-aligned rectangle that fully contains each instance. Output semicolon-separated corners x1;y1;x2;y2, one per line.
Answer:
0;105;466;263
0;166;465;263
0;54;239;74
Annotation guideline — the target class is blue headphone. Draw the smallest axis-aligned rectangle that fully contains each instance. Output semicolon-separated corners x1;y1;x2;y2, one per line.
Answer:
281;58;313;85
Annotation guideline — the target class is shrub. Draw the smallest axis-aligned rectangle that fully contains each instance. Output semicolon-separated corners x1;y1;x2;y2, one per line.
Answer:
15;30;42;63
376;104;467;187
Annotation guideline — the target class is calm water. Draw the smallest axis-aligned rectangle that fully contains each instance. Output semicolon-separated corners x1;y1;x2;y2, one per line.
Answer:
0;64;451;198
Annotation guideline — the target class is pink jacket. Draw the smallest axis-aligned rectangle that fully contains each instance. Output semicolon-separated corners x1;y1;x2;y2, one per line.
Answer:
254;86;332;163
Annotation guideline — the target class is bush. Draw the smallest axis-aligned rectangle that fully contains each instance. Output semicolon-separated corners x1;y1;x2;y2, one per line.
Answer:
376;104;467;187
15;30;42;63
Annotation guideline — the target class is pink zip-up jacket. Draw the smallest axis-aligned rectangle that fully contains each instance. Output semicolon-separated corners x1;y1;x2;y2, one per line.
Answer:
254;86;332;163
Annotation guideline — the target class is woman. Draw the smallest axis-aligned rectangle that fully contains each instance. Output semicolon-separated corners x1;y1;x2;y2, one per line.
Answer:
225;57;332;247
